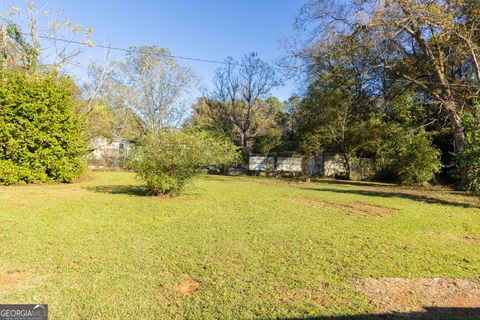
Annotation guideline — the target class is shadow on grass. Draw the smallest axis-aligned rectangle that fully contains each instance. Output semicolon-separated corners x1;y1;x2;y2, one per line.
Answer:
280;307;480;319
200;174;235;182
85;185;148;196
311;179;395;188
302;187;480;209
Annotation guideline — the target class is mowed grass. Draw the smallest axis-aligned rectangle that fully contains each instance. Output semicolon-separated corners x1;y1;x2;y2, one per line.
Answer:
0;172;479;319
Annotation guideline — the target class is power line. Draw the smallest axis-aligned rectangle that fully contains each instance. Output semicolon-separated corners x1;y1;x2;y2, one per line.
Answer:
9;32;480;89
19;32;241;66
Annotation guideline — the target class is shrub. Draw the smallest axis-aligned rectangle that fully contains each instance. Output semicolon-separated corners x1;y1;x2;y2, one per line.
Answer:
254;128;282;156
375;127;442;185
455;108;480;193
129;129;238;196
0;71;86;185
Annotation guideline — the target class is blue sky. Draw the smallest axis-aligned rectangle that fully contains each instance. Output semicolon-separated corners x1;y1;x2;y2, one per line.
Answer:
7;0;305;101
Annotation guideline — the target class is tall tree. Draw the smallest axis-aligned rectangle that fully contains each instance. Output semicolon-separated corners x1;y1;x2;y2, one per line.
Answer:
291;0;480;186
202;53;282;150
114;46;196;135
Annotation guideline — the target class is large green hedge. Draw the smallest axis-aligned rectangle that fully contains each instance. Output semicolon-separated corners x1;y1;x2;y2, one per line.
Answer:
0;71;86;185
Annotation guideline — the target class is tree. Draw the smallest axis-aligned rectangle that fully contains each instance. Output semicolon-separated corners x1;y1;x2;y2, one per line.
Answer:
0;2;94;71
77;58;144;144
373;123;442;185
456;105;480;193
114;46;196;135
292;0;479;186
190;98;236;138
297;87;366;178
202;53;282;151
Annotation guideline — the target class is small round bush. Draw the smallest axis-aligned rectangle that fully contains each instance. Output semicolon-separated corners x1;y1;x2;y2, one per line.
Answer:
129;129;238;196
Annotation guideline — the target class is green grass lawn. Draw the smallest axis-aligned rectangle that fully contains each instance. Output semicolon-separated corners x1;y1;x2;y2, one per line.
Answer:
0;172;479;319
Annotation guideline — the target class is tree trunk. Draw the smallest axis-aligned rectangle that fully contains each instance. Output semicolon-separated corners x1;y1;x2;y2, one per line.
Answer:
241;131;248;149
444;101;469;188
342;153;351;180
445;101;465;154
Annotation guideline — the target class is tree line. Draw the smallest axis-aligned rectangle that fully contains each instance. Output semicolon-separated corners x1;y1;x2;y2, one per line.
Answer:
191;0;480;191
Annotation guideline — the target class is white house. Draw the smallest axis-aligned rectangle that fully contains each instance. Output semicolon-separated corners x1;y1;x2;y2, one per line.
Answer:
89;136;132;168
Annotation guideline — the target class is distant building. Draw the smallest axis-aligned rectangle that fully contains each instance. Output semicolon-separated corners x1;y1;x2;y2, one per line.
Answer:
88;136;132;169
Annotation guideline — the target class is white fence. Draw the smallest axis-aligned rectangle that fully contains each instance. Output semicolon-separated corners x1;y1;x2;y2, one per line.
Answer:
276;157;303;172
248;157;275;171
248;153;367;177
249;156;302;172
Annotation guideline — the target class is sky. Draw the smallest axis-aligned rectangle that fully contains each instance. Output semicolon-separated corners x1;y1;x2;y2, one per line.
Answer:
5;0;305;101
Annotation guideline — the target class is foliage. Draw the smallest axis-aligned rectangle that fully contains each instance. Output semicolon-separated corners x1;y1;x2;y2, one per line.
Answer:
115;46;196;134
455;107;480;193
129;129;238;195
75;98;115;140
0;70;86;185
253;128;282;156
200;53;282;150
375;126;442;185
1;2;94;71
292;0;480;187
297;87;372;178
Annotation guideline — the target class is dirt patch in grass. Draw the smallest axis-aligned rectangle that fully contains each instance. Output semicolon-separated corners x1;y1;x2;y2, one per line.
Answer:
289;196;395;217
356;277;480;314
173;278;201;296
461;236;480;244
363;185;480;209
0;271;30;295
156;291;170;303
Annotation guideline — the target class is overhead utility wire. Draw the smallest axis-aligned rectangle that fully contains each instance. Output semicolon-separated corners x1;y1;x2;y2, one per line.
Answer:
12;32;480;88
20;32;241;66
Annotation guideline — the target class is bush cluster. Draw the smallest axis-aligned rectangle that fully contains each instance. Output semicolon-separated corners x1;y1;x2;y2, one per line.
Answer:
129;129;238;195
0;71;86;185
456;109;480;193
374;127;442;185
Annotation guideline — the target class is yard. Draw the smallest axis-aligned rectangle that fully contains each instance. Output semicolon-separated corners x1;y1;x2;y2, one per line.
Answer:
0;172;479;319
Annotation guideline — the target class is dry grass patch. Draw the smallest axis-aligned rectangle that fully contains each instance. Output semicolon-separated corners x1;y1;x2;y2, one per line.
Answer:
289;196;395;217
461;236;480;244
356;277;480;314
0;271;30;295
173;278;201;296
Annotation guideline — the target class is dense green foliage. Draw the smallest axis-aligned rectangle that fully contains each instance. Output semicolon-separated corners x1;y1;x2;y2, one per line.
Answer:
375;127;442;185
290;0;480;189
129;129;238;195
295;85;442;185
0;71;86;185
456;107;480;193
